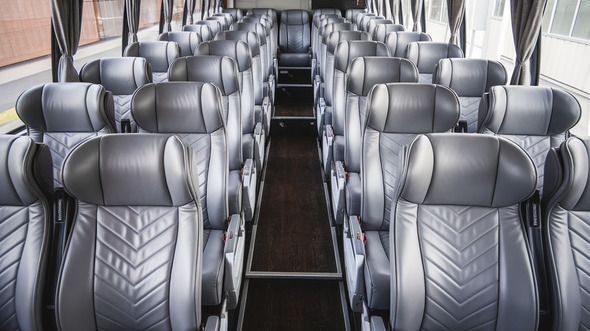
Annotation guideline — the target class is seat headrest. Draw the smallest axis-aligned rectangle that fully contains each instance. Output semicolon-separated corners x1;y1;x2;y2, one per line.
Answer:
433;58;506;97
123;41;180;72
321;22;355;43
0;136;42;205
368;19;393;34
168;56;239;95
366;83;459;134
281;10;310;24
558;137;590;211
313;14;340;27
207;16;228;30
223;8;244;21
401;134;537;207
196;19;222;35
482;86;581;136
334;40;390;72
63;134;198;206
313;8;342;18
230;22;268;44
16;83;113;133
195;40;252;73
348;57;418;95
79;57;152;95
132;82;224;134
407;42;464;73
182;24;213;41
385;31;432;57
373;23;405;41
158;31;202;57
216;30;260;57
326;31;371;54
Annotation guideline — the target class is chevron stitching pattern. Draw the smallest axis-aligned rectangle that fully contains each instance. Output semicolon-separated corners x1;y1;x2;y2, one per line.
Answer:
0;205;32;330
377;133;415;231
418;205;499;331
94;205;177;331
459;97;481;133
568;210;590;330
177;133;211;229
287;26;306;52
502;135;550;196
45;132;99;188
114;95;134;132
419;73;432;84
152;72;168;83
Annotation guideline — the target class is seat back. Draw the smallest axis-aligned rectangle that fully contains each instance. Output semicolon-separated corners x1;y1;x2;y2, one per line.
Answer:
246;9;278;58
196;40;256;136
313;8;342;19
389;133;538;330
214;12;234;25
345;8;366;23
312;13;340;56
56;134;204;330
406;41;464;83
79;58;151;132
344;59;420;176
354;13;375;29
196;19;222;38
0;135;52;331
315;17;346;60
183;23;213;41
16;83;116;187
207;15;229;31
433;58;507;133
543;136;590;331
247;8;277;25
123;41;180;83
223;8;244;22
384;31;431;57
318;22;355;80
372;23;404;42
279;10;311;54
367;19;393;39
360;15;384;32
158;31;202;57
168;56;243;172
479;86;581;196
231;22;271;80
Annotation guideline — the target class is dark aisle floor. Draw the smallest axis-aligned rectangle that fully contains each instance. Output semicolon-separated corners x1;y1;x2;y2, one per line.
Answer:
274;87;314;117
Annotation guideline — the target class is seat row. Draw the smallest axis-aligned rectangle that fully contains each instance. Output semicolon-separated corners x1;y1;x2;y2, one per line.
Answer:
2;79;260;330
336;80;583;330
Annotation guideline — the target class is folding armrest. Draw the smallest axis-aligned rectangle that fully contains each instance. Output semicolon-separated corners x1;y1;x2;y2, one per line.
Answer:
321;124;334;174
224;213;246;309
242;158;257;221
369;316;386;331
254;122;265;174
315;97;326;136
345;172;361;220
330;160;346;224
344;215;366;312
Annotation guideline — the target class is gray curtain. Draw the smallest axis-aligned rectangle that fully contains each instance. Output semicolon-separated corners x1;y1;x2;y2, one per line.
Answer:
411;0;423;31
163;0;174;32
384;0;393;21
186;0;196;24
50;0;83;82
392;0;401;24
125;0;141;44
446;0;465;46
377;0;384;17
201;0;210;19
510;0;546;85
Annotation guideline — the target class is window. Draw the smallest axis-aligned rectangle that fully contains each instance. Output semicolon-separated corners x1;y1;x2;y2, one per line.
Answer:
493;0;506;17
424;0;449;42
544;0;590;41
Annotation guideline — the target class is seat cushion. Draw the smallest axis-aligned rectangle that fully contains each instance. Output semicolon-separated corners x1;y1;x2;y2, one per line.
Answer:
202;229;225;306
364;230;390;310
279;53;311;67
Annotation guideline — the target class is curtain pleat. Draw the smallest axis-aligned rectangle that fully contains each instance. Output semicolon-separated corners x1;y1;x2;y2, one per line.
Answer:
510;0;546;85
50;0;83;81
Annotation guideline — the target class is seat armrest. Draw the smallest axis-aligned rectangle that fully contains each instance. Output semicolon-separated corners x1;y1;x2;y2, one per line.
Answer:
330;160;346;224
242;158;257;221
344;215;366;312
267;74;275;105
262;96;272;136
369;316;386;331
204;315;220;331
228;170;243;216
321;125;334;175
316;97;326;137
346;172;362;219
254;122;265;174
224;213;245;309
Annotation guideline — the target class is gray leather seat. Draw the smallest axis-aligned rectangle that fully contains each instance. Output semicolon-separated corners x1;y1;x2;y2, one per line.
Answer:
354;13;375;30
316;21;354;91
246;9;278;64
55;134;215;330
196;19;223;39
315;30;371;135
366;19;393;39
406;41;464;83
158;31;203;57
312;14;340;61
433;58;507;132
313;8;342;18
330;57;418;225
313;17;346;74
345;8;366;23
543;136;590;331
360;15;384;32
384;31;431;57
343;83;459;313
130;82;246;309
321;40;389;176
213;12;234;27
479;86;581;197
16;83;116;187
123;41;180;83
223;8;244;22
207;15;229;31
183;23;213;41
372;23;405;43
370;133;539;331
196;40;266;173
278;10;311;67
0;135;52;331
79;57;151;132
